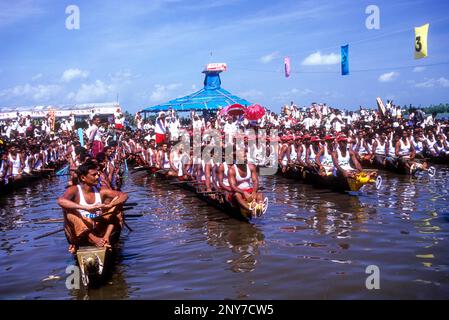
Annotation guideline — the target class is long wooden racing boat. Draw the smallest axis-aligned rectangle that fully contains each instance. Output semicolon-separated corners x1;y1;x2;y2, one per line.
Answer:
154;170;267;222
359;157;436;177
0;168;57;196
278;165;381;193
423;152;449;165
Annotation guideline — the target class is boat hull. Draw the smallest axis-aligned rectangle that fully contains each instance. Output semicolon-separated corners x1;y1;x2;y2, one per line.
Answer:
278;165;377;193
155;171;252;222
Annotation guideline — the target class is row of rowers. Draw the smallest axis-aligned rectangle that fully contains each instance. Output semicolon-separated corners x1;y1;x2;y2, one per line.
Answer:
278;127;448;176
127;128;433;182
1;139;72;184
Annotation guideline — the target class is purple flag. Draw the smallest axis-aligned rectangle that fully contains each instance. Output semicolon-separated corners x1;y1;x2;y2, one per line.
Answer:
284;57;291;78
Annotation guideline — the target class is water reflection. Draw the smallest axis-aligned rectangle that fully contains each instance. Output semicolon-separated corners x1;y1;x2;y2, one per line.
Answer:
204;219;264;273
126;172;266;274
267;175;373;239
1;166;449;299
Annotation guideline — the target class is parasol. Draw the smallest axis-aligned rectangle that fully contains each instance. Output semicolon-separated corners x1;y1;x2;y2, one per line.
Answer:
220;103;246;117
245;104;266;121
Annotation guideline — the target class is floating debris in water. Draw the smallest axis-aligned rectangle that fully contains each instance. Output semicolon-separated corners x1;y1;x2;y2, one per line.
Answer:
42;275;60;282
416;254;435;259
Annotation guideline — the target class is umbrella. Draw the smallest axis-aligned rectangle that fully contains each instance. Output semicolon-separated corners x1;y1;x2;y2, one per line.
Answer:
220;103;246;117
245;104;266;121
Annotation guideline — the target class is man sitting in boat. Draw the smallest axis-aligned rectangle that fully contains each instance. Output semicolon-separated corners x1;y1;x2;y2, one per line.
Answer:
331;135;364;178
385;131;398;168
352;130;371;163
300;135;316;172
315;135;335;176
227;158;266;217
7;144;24;181
0;151;9;186
169;143;189;178
424;129;437;156
411;129;426;158
395;130;418;174
157;142;171;171
57;161;128;254
306;136;323;172
433;133;449;157
278;135;293;173
369;132;388;166
216;159;233;199
147;139;158;170
293;136;308;169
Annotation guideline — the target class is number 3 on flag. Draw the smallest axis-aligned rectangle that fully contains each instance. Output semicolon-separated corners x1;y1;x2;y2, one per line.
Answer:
414;23;429;59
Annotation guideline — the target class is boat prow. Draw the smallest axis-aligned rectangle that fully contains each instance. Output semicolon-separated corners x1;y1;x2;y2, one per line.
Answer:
278;165;381;193
75;246;109;287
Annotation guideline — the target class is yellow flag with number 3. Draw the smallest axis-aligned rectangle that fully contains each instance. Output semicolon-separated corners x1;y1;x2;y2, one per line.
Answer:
414;23;429;59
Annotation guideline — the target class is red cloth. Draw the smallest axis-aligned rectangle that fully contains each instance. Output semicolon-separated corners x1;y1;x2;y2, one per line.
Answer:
156;133;166;145
243;188;254;194
115;124;124;130
92;140;104;158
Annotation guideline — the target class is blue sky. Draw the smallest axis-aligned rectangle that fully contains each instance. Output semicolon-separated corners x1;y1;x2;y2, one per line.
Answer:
0;0;449;113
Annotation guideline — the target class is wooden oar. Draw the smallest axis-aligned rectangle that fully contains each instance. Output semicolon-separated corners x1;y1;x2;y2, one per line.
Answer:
91;206;134;232
34;218;64;224
170;180;202;185
34;227;65;240
33;212;144;224
34;204;135;239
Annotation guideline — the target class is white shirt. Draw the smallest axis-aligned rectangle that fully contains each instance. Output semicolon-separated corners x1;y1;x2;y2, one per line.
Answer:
193;119;203;131
18;125;26;134
155;118;166;135
169;120;180;134
223;121;238;138
302;117;313;130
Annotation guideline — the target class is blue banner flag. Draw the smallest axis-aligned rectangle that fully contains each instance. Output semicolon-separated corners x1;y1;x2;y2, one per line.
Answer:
341;45;349;76
78;128;84;147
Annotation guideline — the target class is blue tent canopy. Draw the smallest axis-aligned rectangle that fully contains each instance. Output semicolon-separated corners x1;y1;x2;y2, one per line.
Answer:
141;71;251;113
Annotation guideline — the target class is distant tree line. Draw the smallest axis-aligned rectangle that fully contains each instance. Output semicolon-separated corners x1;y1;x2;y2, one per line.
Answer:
124;111;135;127
420;103;449;114
403;103;449;115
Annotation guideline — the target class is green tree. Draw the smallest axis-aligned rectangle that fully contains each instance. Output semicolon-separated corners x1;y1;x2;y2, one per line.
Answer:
124;111;135;126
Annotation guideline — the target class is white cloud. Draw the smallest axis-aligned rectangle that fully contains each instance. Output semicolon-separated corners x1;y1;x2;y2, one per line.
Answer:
302;52;339;66
31;73;43;81
413;67;426;73
259;52;279;64
109;70;135;85
0;1;44;28
0;83;62;101
238;89;264;99
150;83;182;102
67;80;114;102
415;77;449;88
295;88;313;96
61;68;90;82
273;88;312;101
438;77;449;87
378;72;399;82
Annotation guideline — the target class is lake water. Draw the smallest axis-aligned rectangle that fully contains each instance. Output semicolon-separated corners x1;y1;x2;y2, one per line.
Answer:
1;167;449;299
